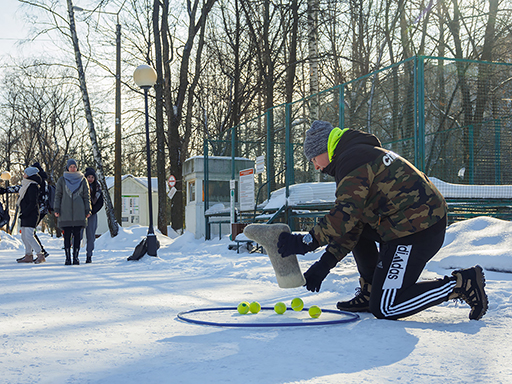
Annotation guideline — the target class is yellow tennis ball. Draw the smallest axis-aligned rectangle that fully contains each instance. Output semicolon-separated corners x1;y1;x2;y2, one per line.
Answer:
308;305;322;318
274;302;287;314
237;301;250;314
291;297;304;311
249;301;261;314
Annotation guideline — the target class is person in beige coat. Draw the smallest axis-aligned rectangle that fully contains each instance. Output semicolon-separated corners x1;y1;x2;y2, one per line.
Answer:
54;159;91;265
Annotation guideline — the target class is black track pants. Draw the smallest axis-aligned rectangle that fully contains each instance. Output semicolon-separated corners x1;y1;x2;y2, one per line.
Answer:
354;217;456;320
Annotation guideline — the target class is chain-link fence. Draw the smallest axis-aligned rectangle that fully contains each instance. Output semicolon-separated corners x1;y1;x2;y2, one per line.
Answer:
203;56;512;237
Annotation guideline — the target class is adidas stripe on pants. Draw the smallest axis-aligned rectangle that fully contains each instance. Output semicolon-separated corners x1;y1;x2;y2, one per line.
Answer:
354;216;456;320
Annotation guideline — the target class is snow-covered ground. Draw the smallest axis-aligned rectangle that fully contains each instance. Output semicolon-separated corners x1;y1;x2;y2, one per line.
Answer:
2;216;512;384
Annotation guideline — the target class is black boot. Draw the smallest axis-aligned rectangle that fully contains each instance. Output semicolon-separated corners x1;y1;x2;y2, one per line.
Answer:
72;248;80;265
65;248;72;265
337;277;372;312
449;265;488;320
86;255;92;264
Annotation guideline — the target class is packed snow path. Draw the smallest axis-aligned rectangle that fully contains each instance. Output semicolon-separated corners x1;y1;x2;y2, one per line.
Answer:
1;218;512;383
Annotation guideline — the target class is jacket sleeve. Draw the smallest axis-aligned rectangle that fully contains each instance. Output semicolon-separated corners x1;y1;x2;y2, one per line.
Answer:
8;185;22;193
91;191;104;215
54;178;63;214
83;179;92;215
311;165;372;261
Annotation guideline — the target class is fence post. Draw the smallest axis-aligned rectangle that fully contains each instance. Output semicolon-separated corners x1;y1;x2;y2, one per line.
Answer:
285;103;292;228
415;56;426;172
339;84;345;129
204;139;210;240
231;126;236;179
285;103;292;199
230;126;236;238
495;119;501;184
266;109;274;200
468;124;474;184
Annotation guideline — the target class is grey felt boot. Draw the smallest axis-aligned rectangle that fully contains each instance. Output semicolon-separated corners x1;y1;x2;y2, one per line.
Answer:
244;224;306;288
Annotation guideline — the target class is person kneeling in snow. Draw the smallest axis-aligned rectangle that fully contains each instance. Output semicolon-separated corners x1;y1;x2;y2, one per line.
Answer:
277;120;488;320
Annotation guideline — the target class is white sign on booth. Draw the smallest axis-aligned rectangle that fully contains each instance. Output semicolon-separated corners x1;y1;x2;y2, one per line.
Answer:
239;168;255;211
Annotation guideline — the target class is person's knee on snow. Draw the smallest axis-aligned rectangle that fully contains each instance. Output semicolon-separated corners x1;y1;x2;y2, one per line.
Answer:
276;120;488;321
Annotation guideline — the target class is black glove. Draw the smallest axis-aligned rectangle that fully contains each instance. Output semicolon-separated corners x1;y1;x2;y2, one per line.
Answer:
0;187;6;194
303;251;338;292
277;231;317;257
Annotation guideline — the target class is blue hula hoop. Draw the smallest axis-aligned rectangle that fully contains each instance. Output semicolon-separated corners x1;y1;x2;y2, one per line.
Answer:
176;306;359;328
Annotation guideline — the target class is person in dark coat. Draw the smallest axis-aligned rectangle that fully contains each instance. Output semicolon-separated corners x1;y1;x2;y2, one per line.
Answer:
17;167;45;264
84;167;104;263
1;162;52;260
31;162;51;258
54;159;91;265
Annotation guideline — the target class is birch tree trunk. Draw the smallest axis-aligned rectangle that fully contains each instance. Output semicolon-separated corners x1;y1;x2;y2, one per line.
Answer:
153;0;168;236
66;0;119;237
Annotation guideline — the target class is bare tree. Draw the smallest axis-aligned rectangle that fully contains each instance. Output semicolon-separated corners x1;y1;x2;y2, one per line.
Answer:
65;0;119;236
161;0;217;231
152;0;168;236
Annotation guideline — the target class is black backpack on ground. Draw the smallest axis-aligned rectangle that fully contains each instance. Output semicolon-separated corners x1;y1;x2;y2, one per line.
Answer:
127;238;147;261
127;237;161;261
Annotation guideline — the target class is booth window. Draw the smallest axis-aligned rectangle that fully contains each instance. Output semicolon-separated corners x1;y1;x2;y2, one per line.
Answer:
188;180;196;202
205;180;232;203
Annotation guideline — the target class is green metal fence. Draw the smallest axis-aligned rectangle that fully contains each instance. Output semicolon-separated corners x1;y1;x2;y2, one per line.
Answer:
204;56;512;238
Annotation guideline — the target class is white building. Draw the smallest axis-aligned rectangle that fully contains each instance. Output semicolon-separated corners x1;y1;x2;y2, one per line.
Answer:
95;175;161;236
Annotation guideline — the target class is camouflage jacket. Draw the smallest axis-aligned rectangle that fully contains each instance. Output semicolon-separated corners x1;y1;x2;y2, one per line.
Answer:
311;129;447;262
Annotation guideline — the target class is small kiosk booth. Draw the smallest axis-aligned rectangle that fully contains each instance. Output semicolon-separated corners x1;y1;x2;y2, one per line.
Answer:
183;156;254;239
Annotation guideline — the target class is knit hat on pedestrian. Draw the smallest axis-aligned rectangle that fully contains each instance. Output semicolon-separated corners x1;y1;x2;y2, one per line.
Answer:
84;167;97;179
24;167;39;177
304;120;335;161
66;159;78;171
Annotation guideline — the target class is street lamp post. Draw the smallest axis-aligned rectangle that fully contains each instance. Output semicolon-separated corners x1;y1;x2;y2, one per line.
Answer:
114;17;122;226
133;65;158;256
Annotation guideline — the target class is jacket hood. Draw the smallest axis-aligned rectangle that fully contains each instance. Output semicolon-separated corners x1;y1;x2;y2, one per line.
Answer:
32;162;47;180
27;173;42;185
322;129;382;177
